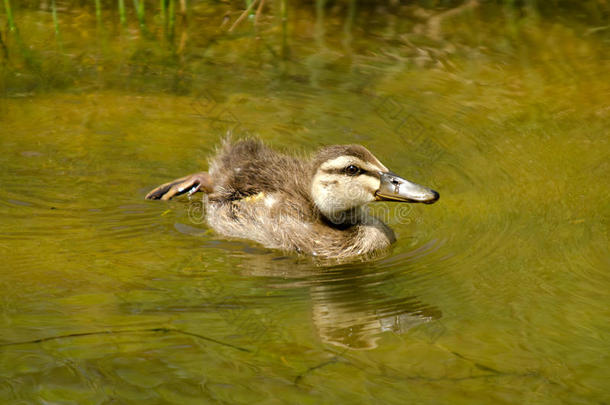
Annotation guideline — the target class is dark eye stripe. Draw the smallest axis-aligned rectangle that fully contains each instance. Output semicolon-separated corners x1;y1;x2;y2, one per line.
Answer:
321;168;379;179
360;171;380;179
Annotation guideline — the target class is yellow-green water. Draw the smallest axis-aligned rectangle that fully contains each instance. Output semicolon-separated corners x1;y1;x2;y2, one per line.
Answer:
1;1;609;404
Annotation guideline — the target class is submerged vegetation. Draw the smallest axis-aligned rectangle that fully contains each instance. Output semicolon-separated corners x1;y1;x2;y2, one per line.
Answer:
0;0;608;96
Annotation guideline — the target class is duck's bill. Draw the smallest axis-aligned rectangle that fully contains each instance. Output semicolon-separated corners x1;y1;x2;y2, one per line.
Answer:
375;171;439;204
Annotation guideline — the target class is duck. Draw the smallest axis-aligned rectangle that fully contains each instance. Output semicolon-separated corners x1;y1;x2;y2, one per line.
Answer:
145;138;439;260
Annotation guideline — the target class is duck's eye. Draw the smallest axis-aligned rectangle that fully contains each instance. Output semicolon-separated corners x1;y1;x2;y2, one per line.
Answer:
344;165;361;176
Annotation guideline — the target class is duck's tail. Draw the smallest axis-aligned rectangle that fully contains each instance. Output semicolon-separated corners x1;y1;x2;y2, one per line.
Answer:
145;172;214;200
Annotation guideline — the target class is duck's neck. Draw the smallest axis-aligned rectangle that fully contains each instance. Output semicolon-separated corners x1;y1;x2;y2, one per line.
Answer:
320;206;368;229
315;206;396;257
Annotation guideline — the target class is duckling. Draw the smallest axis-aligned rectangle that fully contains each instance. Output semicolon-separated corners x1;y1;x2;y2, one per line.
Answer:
145;139;439;259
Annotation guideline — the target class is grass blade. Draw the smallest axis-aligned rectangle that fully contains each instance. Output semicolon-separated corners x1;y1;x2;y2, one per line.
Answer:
3;0;16;32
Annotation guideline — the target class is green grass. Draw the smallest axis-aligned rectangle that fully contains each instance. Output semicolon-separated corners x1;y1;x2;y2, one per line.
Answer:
3;0;16;32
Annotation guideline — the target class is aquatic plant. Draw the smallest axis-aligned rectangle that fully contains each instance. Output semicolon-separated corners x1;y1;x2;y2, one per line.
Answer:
118;0;126;26
95;0;101;22
133;0;146;31
2;0;16;32
0;0;607;96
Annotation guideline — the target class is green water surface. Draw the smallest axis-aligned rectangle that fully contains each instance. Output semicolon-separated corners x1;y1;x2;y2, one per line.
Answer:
0;1;608;404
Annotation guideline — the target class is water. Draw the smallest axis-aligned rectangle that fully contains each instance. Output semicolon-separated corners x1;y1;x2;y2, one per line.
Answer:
1;1;608;404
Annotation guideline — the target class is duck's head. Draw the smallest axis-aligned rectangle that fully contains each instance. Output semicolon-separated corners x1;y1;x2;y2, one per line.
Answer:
311;145;439;224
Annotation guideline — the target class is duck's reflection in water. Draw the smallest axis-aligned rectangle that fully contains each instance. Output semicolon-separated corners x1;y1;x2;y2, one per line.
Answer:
235;248;442;350
310;282;439;350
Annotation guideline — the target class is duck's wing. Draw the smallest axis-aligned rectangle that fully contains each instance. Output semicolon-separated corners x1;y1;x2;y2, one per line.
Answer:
209;139;305;199
145;172;213;200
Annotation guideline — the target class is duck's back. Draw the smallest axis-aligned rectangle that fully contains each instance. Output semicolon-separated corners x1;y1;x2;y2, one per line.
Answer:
208;139;309;202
